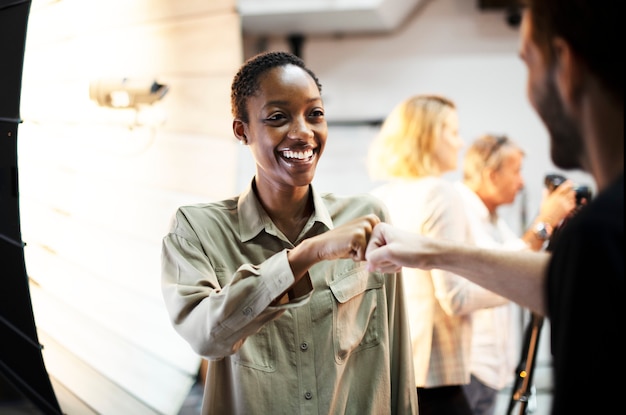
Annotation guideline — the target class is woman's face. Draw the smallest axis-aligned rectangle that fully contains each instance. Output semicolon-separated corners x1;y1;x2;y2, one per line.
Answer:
433;109;463;174
237;64;327;193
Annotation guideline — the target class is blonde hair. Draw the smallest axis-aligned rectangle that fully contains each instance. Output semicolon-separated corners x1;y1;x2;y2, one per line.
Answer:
462;133;525;188
367;94;456;180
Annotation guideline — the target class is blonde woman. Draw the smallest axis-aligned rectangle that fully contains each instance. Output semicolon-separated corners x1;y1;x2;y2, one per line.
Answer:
368;95;508;415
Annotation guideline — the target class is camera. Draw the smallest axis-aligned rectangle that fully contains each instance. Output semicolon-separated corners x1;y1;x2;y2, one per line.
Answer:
544;173;592;206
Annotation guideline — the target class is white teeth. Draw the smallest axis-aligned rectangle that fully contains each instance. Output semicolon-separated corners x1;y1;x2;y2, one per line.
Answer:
282;149;313;160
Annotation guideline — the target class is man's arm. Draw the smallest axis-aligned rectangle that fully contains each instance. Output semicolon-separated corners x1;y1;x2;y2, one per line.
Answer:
365;222;551;315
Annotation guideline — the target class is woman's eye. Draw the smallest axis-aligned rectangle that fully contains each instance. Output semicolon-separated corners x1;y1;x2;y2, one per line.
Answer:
310;109;325;118
266;113;286;122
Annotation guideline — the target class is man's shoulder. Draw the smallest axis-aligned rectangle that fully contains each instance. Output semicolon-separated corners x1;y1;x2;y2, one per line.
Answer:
577;172;623;228
551;172;623;249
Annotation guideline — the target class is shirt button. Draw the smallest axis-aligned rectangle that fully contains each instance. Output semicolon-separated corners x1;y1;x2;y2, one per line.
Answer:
242;306;252;316
304;392;313;400
300;342;308;351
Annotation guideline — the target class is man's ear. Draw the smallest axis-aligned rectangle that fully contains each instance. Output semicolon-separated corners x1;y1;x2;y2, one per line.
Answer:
553;37;584;109
233;119;247;144
485;165;499;186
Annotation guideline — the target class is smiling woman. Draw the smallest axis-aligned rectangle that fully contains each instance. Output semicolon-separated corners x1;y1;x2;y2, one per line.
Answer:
160;51;419;415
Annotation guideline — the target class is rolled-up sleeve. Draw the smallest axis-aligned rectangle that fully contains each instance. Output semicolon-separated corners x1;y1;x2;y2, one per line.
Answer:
161;211;312;359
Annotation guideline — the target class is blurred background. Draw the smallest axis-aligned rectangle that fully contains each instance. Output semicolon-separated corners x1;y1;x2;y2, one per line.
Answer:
2;0;593;413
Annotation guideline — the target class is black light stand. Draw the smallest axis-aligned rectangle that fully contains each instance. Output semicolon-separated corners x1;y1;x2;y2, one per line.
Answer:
507;223;563;415
508;174;591;415
506;311;544;415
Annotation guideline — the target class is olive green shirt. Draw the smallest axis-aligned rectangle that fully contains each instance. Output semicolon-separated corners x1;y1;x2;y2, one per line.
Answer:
161;182;417;415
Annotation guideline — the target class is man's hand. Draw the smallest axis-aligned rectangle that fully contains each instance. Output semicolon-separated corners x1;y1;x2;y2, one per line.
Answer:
365;222;429;272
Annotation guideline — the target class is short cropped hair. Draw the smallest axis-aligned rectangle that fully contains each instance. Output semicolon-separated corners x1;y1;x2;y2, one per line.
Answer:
524;0;623;105
230;51;323;123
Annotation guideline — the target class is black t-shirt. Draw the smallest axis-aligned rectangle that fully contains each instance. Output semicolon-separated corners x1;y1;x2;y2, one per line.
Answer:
547;172;624;414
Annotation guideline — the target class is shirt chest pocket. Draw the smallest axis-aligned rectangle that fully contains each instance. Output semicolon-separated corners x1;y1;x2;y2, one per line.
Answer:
329;267;385;363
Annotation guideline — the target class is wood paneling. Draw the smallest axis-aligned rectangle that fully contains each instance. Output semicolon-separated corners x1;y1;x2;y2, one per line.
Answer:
22;5;241;136
19;0;243;413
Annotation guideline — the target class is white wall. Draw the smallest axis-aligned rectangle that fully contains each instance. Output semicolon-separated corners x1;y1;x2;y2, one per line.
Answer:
240;0;595;234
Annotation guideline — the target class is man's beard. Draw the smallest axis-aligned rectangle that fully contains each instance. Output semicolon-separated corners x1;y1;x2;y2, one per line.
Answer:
535;75;584;170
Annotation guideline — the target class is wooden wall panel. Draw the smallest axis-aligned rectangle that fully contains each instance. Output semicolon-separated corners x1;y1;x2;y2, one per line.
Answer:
159;75;236;135
22;11;241;136
18;0;243;413
27;0;236;40
27;244;198;373
18;126;239;217
36;325;178;415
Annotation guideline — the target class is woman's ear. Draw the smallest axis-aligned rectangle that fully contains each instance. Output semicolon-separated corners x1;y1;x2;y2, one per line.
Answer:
233;119;247;144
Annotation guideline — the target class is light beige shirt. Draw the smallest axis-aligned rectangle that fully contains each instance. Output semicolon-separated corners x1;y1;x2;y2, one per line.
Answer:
371;177;508;388
161;181;418;415
455;182;527;390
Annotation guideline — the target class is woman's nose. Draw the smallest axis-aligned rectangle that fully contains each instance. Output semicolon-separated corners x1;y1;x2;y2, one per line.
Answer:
288;121;313;140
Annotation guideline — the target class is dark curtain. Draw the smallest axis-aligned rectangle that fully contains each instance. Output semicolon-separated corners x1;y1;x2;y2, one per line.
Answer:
0;0;63;413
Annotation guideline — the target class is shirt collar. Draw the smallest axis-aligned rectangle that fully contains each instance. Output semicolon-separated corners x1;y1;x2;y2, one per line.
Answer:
238;179;334;243
455;181;495;223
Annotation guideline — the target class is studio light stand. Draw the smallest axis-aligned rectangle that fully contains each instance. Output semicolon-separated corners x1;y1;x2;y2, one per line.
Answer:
507;311;543;415
508;174;591;415
507;223;562;415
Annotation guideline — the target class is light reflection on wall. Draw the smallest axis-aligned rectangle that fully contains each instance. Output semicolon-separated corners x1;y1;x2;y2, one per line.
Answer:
18;0;242;413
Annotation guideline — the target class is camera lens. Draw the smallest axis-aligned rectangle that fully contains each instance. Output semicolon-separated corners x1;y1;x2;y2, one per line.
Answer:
574;185;592;205
545;174;592;206
544;174;566;192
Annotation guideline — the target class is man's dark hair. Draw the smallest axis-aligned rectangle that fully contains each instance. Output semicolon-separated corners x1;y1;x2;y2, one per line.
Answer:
525;0;623;106
230;51;323;123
